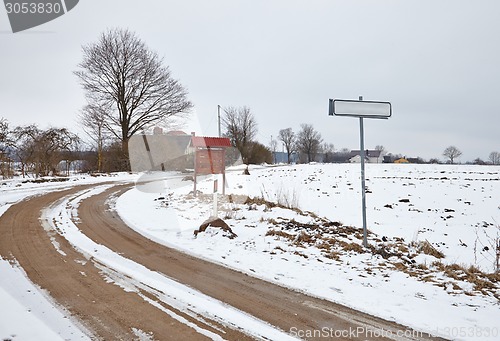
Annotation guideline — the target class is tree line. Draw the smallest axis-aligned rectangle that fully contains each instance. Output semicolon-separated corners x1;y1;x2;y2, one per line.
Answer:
1;27;499;180
219;106;328;165
0;116;142;178
273;125;326;164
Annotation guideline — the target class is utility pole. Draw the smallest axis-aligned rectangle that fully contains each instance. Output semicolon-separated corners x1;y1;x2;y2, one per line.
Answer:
271;135;275;164
217;105;221;137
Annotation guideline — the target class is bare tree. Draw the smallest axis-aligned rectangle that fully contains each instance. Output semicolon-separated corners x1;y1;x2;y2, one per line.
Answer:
489;151;500;165
37;128;80;176
12;125;39;177
296;124;322;163
322;143;335;163
473;157;486;165
12;125;79;177
0;118;8;148
79;104;110;172
443;146;462;164
74;28;192;169
278;128;295;164
222;106;257;164
375;145;386;154
0;118;9;156
0;118;13;178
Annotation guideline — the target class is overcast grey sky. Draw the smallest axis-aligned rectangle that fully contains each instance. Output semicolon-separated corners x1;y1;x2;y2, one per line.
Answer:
1;0;499;162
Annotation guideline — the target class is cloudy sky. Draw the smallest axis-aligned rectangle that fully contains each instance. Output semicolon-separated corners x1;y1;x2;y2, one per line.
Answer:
1;0;499;162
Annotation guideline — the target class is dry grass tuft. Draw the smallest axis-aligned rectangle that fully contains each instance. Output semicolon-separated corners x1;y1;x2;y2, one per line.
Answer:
266;218;279;225
265;229;295;241
340;241;364;253
324;251;340;261
431;261;445;271
392;262;407;271
431;262;498;295
295;231;315;245
293;251;309;259
416;240;445;259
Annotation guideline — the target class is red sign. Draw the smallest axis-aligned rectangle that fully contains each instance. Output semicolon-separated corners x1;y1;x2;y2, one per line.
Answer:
192;136;230;196
195;149;225;175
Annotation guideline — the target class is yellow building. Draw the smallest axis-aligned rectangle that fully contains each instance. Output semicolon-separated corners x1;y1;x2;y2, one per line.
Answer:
394;158;409;164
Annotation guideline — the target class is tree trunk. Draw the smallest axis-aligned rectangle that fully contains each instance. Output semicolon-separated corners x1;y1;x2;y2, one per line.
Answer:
97;126;103;173
121;138;131;171
97;149;102;173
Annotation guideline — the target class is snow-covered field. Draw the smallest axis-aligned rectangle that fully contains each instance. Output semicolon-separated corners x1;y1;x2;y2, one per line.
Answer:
1;164;499;340
117;164;500;340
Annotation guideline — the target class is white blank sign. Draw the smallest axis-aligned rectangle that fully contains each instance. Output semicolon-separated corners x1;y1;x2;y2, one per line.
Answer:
330;99;391;118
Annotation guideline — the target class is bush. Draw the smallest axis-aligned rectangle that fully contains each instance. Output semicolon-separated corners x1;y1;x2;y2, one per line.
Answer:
247;141;272;164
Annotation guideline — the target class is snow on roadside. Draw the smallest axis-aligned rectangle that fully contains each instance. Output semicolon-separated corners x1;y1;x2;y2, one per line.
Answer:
0;258;90;341
115;164;500;341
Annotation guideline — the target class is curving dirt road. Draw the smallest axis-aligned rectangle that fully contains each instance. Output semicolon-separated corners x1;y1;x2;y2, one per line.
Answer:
0;183;445;340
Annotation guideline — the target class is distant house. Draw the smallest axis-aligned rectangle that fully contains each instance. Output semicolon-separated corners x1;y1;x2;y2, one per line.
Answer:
407;157;424;164
394;158;409;164
328;152;352;163
128;130;193;172
349;150;383;163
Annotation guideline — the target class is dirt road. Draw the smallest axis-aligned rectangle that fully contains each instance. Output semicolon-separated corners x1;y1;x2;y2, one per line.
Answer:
0;183;444;340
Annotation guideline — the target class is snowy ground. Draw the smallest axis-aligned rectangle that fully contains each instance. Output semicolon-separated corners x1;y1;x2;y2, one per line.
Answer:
115;164;500;340
0;173;136;341
1;165;499;340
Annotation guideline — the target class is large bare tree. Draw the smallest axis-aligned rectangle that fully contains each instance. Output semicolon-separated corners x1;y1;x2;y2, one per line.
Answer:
277;127;295;164
443;145;462;164
74;28;192;168
222;106;257;164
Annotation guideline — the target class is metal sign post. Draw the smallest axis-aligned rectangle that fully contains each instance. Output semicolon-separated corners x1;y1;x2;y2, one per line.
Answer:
359;115;368;247
329;96;391;248
213;176;218;218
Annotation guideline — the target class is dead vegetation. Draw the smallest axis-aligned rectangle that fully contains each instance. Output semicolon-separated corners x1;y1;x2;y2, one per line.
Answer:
260;207;499;300
414;240;445;259
265;229;294;241
430;261;499;296
189;192;499;301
